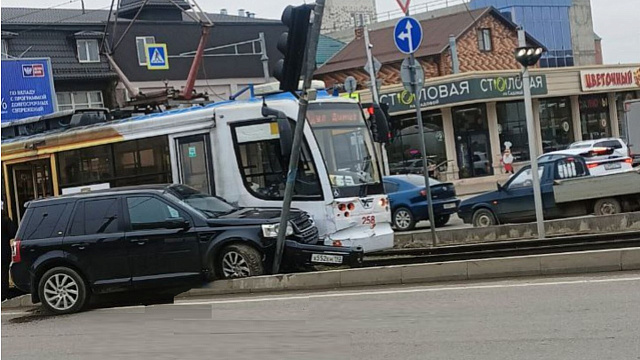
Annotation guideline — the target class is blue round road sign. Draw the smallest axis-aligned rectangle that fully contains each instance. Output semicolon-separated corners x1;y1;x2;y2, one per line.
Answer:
393;17;423;54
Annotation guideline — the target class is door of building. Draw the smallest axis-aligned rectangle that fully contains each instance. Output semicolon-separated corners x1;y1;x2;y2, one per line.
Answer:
10;159;54;222
174;133;214;194
452;105;493;179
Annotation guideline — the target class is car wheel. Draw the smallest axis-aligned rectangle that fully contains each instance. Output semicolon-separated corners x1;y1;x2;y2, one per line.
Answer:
594;198;622;216
38;267;88;315
393;207;416;231
434;215;450;228
472;209;496;228
218;244;264;279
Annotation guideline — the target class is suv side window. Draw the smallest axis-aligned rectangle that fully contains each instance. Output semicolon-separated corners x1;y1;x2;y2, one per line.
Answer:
22;203;72;240
126;196;182;230
70;198;121;236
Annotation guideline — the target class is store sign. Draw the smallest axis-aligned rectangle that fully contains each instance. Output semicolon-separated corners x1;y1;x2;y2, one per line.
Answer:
1;58;56;122
379;74;547;114
580;67;640;92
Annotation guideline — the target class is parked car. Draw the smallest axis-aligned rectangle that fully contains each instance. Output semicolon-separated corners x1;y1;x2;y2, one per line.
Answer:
10;184;363;314
383;175;460;231
539;139;633;175
458;155;640;227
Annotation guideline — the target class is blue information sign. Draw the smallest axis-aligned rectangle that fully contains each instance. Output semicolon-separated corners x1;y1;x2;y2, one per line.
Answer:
394;17;423;54
1;58;56;123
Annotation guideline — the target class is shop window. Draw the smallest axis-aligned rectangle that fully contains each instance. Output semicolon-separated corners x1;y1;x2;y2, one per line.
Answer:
579;94;611;140
232;121;322;201
539;97;574;153
76;39;99;63
136;36;155;66
387;111;447;177
616;91;637;139
57;91;104;111
452;104;493;178
477;28;492;52
496;101;530;161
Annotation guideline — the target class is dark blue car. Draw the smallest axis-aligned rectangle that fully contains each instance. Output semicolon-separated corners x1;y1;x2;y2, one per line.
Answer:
383;175;460;231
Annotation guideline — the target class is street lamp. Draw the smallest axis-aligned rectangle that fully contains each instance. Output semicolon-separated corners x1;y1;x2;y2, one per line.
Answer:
514;45;546;239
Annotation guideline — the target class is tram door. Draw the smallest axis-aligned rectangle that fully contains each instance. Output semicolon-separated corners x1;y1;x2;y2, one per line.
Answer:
9;159;54;222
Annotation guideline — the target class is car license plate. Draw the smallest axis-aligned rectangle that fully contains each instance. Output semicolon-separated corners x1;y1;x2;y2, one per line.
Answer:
604;162;621;170
311;254;343;264
444;203;457;209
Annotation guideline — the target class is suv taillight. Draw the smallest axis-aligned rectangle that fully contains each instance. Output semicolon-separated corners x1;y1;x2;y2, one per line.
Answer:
11;239;21;263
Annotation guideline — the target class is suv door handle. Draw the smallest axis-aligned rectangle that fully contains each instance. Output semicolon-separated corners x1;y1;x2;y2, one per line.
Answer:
130;238;149;245
71;242;89;250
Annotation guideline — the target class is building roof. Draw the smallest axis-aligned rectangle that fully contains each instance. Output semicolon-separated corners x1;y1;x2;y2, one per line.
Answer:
1;7;279;25
316;35;346;67
315;7;542;75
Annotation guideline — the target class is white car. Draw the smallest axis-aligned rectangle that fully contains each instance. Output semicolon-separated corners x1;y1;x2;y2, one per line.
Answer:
539;138;633;176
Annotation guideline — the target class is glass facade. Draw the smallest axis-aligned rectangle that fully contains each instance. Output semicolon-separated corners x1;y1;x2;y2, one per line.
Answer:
496;101;530;161
579;94;611;140
452;104;493;178
539;97;574;153
57;136;172;190
387;110;447;177
471;0;574;67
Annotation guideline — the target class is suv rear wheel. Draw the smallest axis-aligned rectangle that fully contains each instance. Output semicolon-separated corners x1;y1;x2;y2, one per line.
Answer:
218;244;264;279
38;267;88;315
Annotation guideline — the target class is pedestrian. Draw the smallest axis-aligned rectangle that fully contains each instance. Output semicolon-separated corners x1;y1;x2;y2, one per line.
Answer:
2;206;18;301
502;148;514;174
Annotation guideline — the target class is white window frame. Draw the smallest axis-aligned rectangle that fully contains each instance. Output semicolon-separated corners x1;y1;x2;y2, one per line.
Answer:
136;36;156;66
1;39;8;59
57;91;104;111
477;28;492;52
76;39;100;63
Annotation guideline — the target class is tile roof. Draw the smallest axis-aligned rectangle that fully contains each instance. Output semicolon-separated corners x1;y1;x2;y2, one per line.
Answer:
315;7;542;76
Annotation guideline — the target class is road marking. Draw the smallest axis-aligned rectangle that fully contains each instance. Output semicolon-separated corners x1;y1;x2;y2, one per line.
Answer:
174;275;640;306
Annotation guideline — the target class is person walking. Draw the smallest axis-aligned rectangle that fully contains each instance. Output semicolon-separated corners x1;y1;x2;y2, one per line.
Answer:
2;207;18;301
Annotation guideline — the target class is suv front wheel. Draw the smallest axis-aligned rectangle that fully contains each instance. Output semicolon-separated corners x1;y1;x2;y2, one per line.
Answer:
38;267;89;315
218;244;265;279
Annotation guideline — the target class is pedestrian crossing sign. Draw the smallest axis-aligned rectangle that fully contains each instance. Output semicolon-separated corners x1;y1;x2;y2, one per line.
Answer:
145;43;169;70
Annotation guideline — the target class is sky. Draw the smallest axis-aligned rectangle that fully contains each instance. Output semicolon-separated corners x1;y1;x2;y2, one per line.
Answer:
2;0;639;64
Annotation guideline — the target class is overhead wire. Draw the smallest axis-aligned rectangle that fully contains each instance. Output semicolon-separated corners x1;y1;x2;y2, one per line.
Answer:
110;0;150;52
100;0;117;53
14;4;114;35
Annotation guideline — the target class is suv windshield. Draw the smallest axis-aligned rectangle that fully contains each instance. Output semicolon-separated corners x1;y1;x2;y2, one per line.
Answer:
166;184;236;218
307;102;381;192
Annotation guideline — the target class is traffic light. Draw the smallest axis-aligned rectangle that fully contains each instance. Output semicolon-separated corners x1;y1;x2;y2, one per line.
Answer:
363;103;391;144
273;4;314;92
514;46;544;67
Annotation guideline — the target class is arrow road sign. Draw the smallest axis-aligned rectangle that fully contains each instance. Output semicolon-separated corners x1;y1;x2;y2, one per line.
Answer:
394;17;423;54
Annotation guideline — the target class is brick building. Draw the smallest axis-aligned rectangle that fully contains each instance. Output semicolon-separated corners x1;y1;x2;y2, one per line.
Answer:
315;7;543;90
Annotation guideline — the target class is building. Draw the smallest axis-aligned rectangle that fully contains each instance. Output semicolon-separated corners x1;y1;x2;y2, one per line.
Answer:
1;1;286;114
316;7;544;89
469;0;597;67
321;0;377;33
362;64;640;181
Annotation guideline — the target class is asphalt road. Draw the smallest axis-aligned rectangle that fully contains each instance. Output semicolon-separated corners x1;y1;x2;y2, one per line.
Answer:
3;272;640;360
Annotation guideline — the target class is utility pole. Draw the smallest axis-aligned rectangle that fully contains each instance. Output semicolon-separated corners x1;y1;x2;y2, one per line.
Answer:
517;28;546;239
272;1;325;273
363;26;379;103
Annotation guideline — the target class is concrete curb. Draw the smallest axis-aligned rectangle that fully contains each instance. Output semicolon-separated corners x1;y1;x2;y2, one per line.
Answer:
4;248;639;309
177;247;640;299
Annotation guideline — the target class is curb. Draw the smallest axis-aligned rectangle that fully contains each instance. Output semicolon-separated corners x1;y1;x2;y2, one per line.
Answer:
4;248;639;309
177;247;640;299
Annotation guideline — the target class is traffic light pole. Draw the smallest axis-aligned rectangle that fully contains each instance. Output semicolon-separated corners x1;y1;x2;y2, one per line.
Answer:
272;0;326;274
363;26;379;103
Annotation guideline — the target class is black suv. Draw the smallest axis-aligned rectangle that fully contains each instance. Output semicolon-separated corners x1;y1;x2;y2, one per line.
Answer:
10;184;363;314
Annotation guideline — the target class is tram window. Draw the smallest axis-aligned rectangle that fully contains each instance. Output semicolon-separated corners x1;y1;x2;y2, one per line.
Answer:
232;122;322;201
58;145;113;186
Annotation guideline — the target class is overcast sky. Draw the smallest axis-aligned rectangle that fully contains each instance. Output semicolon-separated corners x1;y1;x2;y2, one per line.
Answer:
2;0;638;64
